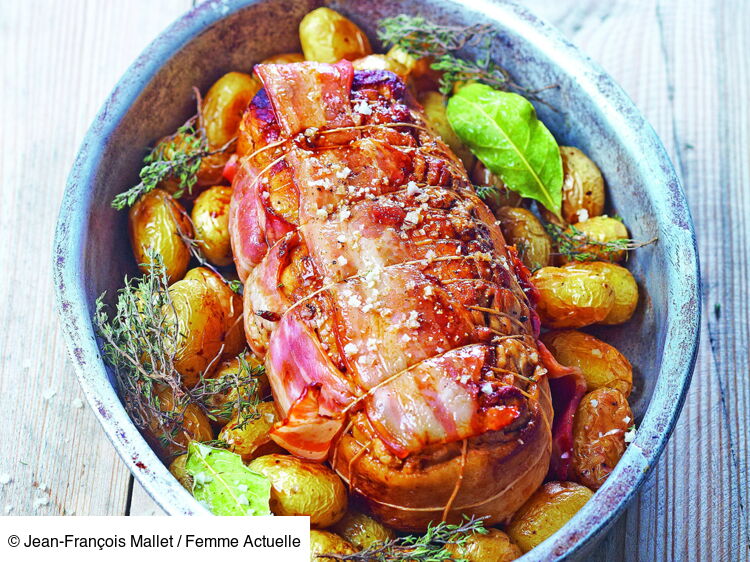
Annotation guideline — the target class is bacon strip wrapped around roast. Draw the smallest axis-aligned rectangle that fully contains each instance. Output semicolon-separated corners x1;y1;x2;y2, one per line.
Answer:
229;61;560;531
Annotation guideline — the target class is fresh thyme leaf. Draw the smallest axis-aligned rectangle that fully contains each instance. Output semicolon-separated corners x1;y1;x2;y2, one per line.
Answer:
474;185;499;201
228;280;243;294
322;516;488;561
377;15;552;100
185;442;271;516
545;223;656;262
447;84;563;215
111;118;234;210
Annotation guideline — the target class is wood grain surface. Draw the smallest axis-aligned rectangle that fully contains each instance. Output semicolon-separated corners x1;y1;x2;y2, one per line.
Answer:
0;0;747;560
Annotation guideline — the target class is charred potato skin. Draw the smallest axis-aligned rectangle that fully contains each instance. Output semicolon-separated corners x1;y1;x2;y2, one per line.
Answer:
299;7;372;63
531;263;615;328
506;481;593;553
202;71;261;149
559;146;605;224
331;511;395;550
128;189;192;284
572;388;633;490
497;206;552;270
309;530;355;561
248;454;348;527
446;528;522;562
164;278;226;387
218;401;283;461
541;330;633;397
191;186;234;266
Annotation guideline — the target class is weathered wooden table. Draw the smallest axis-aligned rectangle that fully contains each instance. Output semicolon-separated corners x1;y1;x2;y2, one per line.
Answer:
1;0;747;559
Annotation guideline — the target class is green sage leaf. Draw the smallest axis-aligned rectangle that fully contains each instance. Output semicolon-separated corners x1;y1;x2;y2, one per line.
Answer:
185;442;271;516
446;83;563;216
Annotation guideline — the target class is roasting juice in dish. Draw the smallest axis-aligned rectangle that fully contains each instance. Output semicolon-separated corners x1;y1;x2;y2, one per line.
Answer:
97;7;645;559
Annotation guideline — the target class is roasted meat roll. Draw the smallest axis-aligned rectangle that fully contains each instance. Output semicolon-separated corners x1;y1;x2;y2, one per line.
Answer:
229;60;554;530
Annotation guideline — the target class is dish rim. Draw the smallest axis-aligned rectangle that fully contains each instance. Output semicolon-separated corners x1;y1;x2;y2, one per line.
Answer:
53;0;700;558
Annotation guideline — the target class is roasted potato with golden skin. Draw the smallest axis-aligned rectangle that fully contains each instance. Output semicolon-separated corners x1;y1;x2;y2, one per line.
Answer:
531;263;615;328
202;72;261;149
352;54;408;78
164;278;226;387
309;530;355;561
218;401;283;461
129;189;192;283
572;388;633;489
203;354;269;425
191;186;233;266
420;91;474;169
592;262;639;324
470;160;523;211
446;529;522;562
299;7;371;63
261;52;305;65
169;454;192;490
562;216;629;263
541;330;633;397
331;511;395;550
155;132;226;191
248;454;348;527
506;481;593;553
183;267;245;358
146;386;214;459
497;206;551;270
559;146;605;224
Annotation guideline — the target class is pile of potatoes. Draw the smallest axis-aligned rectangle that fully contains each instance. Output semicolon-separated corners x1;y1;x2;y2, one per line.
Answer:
124;6;641;559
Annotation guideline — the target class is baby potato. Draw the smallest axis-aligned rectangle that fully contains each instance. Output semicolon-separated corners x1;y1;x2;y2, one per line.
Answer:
183;267;245;358
572;388;633;489
352;54;408;77
261;52;305;64
592;262;639;324
540;330;633;397
497;206;551;270
531;264;615;328
218;401;283;461
248;454;348;527
202;71;261;149
129;189;192;284
331;511;395;550
507;481;593;553
559;146;605;224
146;386;214;459
203;354;269;425
470;160;523;211
299;7;371;63
419;91;474;168
169;454;192;491
446;528;522;562
309;530;355;561
155;132;227;190
563;216;629;263
190;186;233;266
164;278;226;387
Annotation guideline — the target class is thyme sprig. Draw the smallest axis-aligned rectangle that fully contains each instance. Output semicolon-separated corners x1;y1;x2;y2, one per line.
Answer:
378;15;552;101
546;222;656;262
321;516;488;561
474;184;499;201
94;251;261;450
111;117;234;210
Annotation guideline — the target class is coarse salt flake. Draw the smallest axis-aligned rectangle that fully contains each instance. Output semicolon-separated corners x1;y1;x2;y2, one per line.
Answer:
353;100;373;115
344;343;358;355
481;382;494;395
576;208;590;222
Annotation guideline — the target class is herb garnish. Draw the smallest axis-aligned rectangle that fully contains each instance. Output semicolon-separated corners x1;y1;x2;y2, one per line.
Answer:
546;223;656;262
321;516;488;561
378;15;551;100
111;117;234;210
94;251;261;448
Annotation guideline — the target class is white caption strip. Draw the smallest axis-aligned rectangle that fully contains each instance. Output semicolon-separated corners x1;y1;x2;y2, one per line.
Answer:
0;516;310;561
